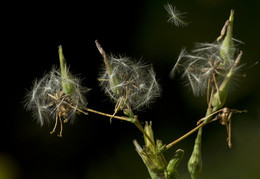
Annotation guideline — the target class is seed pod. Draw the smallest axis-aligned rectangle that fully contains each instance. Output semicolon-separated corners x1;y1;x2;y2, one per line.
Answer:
188;129;202;179
58;45;76;96
220;10;235;65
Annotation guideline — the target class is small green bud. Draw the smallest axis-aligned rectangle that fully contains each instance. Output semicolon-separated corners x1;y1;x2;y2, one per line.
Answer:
133;139;166;179
188;129;202;179
58;45;75;95
157;140;166;155
156;139;163;148
133;122;168;179
123;108;134;118
165;149;184;179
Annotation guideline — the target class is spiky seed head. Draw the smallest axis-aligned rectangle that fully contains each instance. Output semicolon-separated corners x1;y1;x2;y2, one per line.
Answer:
170;40;242;96
170;10;245;98
99;55;161;111
25;67;89;126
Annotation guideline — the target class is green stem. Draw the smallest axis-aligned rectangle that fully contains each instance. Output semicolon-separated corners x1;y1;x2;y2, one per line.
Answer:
187;106;215;179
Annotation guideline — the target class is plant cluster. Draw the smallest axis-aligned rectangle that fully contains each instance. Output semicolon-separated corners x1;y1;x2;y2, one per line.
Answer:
25;5;248;179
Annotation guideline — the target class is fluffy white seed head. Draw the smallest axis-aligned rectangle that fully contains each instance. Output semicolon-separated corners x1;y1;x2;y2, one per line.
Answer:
25;67;89;126
164;3;188;27
99;55;161;111
170;40;242;96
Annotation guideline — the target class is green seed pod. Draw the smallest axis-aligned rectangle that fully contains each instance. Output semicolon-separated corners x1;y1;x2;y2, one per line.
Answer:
212;10;237;110
188;129;202;179
220;10;235;65
58;45;75;96
212;50;243;112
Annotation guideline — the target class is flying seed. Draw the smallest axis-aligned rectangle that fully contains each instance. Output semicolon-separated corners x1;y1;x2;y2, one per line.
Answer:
164;3;188;27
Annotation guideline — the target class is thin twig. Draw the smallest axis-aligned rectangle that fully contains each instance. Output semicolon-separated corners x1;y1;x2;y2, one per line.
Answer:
59;90;157;148
166;104;217;150
166;122;206;149
165;103;243;150
84;107;132;122
82;106;157;148
68;104;89;116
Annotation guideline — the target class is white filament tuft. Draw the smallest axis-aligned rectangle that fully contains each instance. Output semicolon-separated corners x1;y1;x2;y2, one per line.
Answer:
164;3;188;27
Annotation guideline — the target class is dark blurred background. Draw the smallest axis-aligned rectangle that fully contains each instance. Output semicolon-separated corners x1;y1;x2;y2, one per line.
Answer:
6;0;260;178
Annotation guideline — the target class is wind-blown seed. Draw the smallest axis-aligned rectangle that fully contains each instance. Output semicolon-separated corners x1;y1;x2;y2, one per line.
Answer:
164;3;188;27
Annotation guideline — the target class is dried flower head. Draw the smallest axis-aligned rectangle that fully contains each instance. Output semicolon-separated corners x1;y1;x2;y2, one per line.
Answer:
164;3;188;27
99;55;161;112
25;46;89;137
170;40;242;96
95;40;160;116
170;10;245;109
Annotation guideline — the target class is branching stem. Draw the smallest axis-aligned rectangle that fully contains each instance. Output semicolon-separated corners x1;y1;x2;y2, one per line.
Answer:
68;104;157;148
166;104;215;150
166;122;206;150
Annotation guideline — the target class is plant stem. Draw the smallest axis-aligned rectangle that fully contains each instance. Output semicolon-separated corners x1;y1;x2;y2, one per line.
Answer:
95;40;157;148
61;99;129;121
166;105;217;150
73;105;157;148
84;107;132;122
166;122;206;150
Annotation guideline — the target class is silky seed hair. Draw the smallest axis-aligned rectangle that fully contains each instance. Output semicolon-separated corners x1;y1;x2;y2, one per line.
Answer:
170;40;242;96
25;67;89;126
164;2;188;27
99;55;161;111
